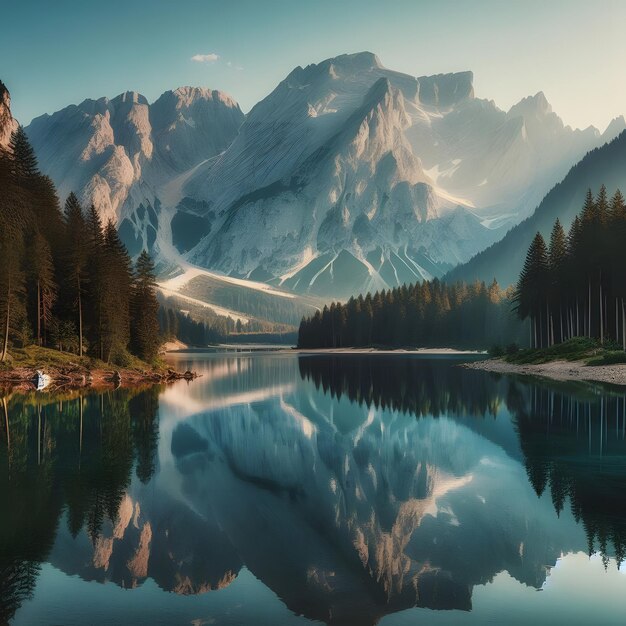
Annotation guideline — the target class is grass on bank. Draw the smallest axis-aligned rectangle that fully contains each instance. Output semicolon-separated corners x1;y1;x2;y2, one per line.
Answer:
0;345;164;373
490;337;626;366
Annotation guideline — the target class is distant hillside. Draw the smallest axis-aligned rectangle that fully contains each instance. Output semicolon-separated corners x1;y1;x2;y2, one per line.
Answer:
446;130;626;287
158;264;321;327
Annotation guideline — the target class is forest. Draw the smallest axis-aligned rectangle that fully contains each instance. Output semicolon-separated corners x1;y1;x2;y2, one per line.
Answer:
297;278;523;350
516;186;626;349
158;297;298;346
0;127;161;365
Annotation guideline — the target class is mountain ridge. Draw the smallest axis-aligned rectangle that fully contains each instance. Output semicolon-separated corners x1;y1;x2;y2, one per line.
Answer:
18;51;626;301
26;85;244;258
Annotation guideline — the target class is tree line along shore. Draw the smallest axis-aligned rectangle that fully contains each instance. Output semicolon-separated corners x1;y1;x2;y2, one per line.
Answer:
0;127;179;388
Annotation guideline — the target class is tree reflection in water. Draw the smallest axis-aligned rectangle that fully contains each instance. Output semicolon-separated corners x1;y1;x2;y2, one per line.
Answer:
0;386;160;623
2;355;626;625
299;355;626;570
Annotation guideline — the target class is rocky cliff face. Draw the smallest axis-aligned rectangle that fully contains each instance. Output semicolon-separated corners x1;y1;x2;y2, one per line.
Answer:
182;52;619;297
0;80;18;150
26;87;244;257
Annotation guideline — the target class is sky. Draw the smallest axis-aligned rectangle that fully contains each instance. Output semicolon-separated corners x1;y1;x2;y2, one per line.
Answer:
3;0;626;130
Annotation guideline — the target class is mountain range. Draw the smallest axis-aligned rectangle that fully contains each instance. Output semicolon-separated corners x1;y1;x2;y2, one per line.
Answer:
3;52;625;311
26;86;244;258
183;53;621;298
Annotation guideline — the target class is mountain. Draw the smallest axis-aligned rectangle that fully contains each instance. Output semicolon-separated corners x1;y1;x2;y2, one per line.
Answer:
0;80;18;149
23;53;623;301
26;87;244;257
186;69;494;297
182;52;620;298
446;129;626;287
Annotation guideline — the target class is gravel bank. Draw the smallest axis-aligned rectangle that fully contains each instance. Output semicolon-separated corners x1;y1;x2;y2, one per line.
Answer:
463;358;626;386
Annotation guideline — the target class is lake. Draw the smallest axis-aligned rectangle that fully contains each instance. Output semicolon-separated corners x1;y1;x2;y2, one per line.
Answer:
3;352;626;625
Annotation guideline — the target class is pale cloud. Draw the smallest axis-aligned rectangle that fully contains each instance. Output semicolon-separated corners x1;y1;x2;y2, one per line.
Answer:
191;53;219;63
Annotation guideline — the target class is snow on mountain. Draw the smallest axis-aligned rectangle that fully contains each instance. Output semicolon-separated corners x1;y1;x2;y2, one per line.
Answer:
0;80;18;150
188;70;479;298
26;87;244;257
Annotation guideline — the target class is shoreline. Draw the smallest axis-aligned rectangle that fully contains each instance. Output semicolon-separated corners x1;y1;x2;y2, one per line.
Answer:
294;347;486;355
0;363;197;394
165;346;487;356
463;357;626;386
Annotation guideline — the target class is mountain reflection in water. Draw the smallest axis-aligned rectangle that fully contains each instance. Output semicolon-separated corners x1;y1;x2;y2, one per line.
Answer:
2;353;626;625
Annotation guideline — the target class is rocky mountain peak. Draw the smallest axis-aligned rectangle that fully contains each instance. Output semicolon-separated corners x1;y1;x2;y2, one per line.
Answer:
111;91;149;107
25;84;244;249
602;115;626;141
417;71;474;107
507;91;554;120
167;86;240;110
329;51;383;71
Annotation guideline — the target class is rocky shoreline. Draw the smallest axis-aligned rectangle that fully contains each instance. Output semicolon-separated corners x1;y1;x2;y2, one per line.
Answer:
462;357;626;386
0;364;199;393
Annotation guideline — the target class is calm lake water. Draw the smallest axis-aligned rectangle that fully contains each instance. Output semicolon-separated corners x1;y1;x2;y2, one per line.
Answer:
3;352;626;625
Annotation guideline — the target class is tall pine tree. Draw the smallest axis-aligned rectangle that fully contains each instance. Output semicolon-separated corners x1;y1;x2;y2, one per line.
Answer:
63;193;88;357
130;251;160;362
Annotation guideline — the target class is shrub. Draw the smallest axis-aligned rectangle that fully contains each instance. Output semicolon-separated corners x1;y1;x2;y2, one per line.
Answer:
602;339;622;351
111;348;133;368
587;351;626;366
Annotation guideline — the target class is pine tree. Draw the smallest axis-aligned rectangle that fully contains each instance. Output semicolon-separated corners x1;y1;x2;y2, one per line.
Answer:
566;215;583;336
100;220;133;363
608;190;626;346
548;219;567;343
28;230;56;345
515;232;549;347
84;204;105;358
130;251;160;362
9;126;39;182
63;193;88;356
0;239;26;361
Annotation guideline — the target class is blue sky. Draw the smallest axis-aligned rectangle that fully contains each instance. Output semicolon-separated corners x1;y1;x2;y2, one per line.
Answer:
3;0;626;130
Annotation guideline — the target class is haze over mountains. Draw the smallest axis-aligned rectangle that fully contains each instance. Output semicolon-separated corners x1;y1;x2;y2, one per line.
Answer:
5;52;625;305
448;130;626;286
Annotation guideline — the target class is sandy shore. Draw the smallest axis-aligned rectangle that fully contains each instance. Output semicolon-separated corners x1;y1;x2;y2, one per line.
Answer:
463;358;626;386
161;339;189;352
